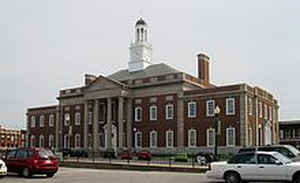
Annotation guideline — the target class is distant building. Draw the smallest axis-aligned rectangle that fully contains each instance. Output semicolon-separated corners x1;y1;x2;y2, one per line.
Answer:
279;120;300;148
0;125;26;150
26;18;279;154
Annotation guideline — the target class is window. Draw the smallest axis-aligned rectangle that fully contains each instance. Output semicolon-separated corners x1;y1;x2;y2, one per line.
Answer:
64;113;70;126
75;112;81;126
135;131;142;148
39;115;45;127
226;98;235;115
264;104;268;120
165;104;174;120
75;134;81;149
49;114;55;127
248;97;252;115
88;112;93;125
206;100;215;117
7;150;17;159
39;135;44;148
48;135;54;148
99;133;105;148
64;135;70;149
188;129;197;147
207;128;215;147
150;130;157;148
280;130;284;139
135;107;142;122
30;135;35;147
188;102;196;118
257;154;277;164
228;153;255;164
31;116;36;128
259;102;263;118
88;134;92;149
149;106;157;121
226;127;236;146
166;130;174;148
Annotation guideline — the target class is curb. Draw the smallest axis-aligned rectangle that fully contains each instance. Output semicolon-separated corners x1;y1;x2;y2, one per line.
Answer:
60;161;208;174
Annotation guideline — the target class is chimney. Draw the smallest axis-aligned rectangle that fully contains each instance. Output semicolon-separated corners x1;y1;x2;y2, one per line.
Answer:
84;74;97;85
197;53;210;84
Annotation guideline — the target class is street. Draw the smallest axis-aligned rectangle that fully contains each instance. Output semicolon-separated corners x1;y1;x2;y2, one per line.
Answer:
1;167;220;183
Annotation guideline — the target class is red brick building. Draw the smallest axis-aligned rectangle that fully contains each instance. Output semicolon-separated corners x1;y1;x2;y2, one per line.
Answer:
279;120;300;149
26;18;279;154
0;125;26;150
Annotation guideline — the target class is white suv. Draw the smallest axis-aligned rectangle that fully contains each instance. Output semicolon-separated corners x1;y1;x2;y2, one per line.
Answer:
206;151;300;183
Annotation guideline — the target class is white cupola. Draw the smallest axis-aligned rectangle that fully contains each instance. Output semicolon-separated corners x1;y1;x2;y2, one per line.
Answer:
128;18;153;72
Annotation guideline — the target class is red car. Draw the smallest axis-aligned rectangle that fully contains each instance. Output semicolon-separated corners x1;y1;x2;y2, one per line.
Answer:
120;150;134;160
3;148;58;178
136;151;152;161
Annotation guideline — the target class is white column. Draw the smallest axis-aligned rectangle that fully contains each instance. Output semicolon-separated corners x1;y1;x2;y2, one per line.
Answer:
107;98;112;149
118;97;124;149
126;99;133;148
93;100;99;152
83;101;88;149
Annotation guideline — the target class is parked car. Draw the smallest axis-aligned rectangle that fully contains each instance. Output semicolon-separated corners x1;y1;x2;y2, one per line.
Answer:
0;159;7;178
238;144;300;161
3;148;58;178
103;148;116;159
120;150;134;160
174;153;188;162
206;151;300;183
194;152;216;165
136;151;152;161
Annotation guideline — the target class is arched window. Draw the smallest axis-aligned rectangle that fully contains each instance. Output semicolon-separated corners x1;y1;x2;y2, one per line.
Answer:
39;135;44;148
75;112;81;126
48;134;54;148
40;115;45;127
49;114;55;127
30;135;35;147
75;134;81;149
207;128;215;147
135;131;142;148
166;130;174;148
31;116;36;128
64;113;70;126
188;129;197;147
149;130;157;148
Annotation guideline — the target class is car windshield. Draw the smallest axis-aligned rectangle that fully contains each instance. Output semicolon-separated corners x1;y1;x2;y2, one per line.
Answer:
286;145;300;156
38;149;55;158
272;152;292;164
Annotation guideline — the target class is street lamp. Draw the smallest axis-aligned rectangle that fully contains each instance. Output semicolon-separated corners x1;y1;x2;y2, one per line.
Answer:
214;105;221;159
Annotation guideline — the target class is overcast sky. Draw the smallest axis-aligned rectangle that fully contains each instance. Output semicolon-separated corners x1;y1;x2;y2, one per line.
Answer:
0;1;299;129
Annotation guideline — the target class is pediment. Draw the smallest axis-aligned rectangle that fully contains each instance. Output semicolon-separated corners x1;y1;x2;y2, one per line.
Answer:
84;75;126;92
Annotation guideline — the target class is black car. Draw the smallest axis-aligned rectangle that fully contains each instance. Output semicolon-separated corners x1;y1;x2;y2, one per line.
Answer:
62;149;88;158
194;152;216;165
103;148;116;159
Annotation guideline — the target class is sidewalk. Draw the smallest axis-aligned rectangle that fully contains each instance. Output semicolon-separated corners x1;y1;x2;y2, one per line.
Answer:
60;158;209;174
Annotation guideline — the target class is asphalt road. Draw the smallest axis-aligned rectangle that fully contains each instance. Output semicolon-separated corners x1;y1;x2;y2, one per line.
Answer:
1;167;220;183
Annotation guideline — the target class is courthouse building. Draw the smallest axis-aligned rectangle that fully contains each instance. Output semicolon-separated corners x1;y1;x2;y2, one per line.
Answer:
26;18;279;154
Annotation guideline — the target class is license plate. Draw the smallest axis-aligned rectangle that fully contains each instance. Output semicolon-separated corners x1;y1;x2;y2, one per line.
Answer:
45;160;51;164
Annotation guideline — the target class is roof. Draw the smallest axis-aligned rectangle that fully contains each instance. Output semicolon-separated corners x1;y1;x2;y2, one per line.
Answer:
136;18;147;26
279;120;300;125
107;63;182;81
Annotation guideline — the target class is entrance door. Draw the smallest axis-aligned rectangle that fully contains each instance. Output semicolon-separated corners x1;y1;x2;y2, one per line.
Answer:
264;123;272;145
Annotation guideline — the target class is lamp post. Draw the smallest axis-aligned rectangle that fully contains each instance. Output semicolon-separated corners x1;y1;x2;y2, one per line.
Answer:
214;106;221;159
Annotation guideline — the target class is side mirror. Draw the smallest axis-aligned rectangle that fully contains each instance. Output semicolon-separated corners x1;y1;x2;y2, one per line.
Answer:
275;160;282;165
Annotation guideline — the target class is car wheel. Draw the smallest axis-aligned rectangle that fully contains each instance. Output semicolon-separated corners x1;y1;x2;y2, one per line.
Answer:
196;155;207;165
225;172;240;183
22;167;32;178
46;173;55;178
293;175;300;183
